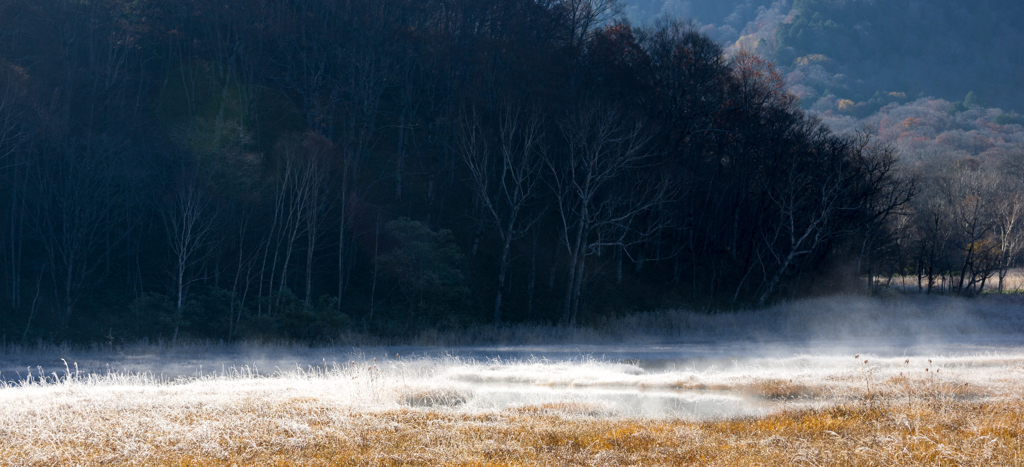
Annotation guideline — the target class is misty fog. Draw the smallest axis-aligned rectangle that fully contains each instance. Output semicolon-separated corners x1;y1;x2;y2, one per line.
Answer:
3;295;1022;419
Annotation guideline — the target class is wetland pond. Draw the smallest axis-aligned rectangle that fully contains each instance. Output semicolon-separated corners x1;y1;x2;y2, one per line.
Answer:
3;336;1021;420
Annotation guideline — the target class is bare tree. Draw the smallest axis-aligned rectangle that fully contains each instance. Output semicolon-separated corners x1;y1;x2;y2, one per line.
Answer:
277;0;338;136
1;64;28;310
757;147;848;306
456;104;545;323
548;105;671;325
994;147;1024;292
333;23;392;305
228;207;260;339
938;166;995;294
252;132;334;316
914;192;956;293
393;57;420;201
0;67;23;168
31;142;124;329
164;179;217;340
558;0;623;51
300;134;332;305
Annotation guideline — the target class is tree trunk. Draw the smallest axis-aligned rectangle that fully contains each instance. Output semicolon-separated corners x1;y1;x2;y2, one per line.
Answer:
395;115;406;200
569;255;586;325
305;220;317;305
337;166;349;309
616;245;623;285
561;249;578;325
494;238;511;323
957;245;974;295
527;229;537;319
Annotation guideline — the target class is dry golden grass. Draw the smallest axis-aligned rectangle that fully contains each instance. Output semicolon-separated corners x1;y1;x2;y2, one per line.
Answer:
654;379;822;399
402;387;471;408
4;329;1024;466
743;378;823;400
1;384;1022;466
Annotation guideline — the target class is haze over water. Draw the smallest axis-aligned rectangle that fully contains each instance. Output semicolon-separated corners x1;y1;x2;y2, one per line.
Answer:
3;296;1022;419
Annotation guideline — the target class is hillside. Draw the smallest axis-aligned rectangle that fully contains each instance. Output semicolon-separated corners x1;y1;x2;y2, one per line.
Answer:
626;0;1024;113
778;0;1024;113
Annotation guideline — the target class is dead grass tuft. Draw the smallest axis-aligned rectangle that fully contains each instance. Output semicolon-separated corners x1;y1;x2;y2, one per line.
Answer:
664;381;733;391
743;379;822;400
402;387;471;408
507;402;617;418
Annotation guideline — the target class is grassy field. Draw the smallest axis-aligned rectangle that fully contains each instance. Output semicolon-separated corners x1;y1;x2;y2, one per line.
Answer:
3;294;1023;466
1;392;1021;465
1;357;1022;466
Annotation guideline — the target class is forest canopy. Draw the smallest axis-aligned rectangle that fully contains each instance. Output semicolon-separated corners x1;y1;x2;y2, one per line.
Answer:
0;0;907;342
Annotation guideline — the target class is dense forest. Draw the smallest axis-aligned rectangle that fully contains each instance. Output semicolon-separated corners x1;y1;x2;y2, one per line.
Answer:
770;0;1024;298
622;0;1024;296
0;0;945;343
814;95;1024;294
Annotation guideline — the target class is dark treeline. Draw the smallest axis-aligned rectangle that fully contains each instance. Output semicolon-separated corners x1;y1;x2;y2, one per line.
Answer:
0;0;908;342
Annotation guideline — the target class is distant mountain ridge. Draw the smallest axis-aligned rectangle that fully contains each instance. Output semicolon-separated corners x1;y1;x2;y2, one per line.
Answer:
624;0;1024;113
777;0;1024;113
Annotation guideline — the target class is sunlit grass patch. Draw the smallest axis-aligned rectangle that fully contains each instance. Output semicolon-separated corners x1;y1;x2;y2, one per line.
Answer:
3;326;1024;466
506;402;617;418
660;380;734;391
2;386;1023;465
743;378;822;400
402;387;471;408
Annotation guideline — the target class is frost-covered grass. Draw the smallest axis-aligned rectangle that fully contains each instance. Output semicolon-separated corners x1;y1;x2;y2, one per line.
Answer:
1;294;1023;465
1;357;1022;465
